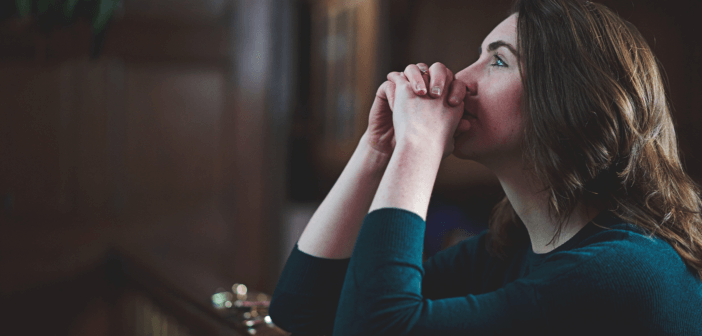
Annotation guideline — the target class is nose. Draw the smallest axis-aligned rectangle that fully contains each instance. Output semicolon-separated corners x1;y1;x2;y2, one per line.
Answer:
455;64;478;96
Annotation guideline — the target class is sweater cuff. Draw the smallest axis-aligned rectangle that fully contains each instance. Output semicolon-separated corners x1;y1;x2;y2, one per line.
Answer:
353;207;426;264
274;244;350;296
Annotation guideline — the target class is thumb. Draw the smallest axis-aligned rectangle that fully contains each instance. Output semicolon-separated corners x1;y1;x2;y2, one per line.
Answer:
377;81;396;110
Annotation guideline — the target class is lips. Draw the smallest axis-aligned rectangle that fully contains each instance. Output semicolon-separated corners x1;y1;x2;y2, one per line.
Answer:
462;109;477;120
455;109;475;137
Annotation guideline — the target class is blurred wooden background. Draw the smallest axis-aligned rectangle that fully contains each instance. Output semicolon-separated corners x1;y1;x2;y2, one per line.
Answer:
1;0;700;334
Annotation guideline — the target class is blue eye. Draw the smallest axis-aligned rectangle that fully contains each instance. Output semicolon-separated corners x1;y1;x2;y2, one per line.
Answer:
491;55;507;67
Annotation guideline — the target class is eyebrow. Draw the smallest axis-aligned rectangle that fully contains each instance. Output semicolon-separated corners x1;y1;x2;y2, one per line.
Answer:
479;40;519;59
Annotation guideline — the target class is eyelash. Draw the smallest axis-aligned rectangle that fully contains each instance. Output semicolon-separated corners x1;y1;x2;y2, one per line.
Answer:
491;54;507;67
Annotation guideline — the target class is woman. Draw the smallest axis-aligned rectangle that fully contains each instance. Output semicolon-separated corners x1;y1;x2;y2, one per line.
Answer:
269;0;702;334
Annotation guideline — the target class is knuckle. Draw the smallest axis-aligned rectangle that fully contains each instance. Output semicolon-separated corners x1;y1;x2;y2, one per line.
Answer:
397;81;413;92
377;82;389;95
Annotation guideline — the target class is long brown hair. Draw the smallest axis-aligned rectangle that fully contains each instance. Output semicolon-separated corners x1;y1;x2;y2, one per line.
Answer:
486;0;702;280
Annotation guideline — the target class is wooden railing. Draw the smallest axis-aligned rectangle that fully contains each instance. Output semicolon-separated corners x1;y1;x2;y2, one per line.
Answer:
0;250;289;336
106;251;289;336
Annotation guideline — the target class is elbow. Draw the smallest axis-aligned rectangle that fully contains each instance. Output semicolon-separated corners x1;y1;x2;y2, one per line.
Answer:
267;298;292;333
268;296;308;334
268;294;335;335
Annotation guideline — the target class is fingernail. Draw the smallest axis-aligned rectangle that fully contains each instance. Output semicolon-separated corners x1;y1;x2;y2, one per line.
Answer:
450;96;459;105
431;86;441;96
418;65;427;72
415;82;426;94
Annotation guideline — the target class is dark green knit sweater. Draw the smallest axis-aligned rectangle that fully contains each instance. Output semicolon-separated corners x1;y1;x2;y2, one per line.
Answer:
270;208;702;335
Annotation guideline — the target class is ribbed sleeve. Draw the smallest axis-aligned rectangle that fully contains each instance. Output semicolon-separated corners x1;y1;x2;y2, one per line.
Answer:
332;208;543;336
270;208;702;336
351;207;426;264
333;208;426;335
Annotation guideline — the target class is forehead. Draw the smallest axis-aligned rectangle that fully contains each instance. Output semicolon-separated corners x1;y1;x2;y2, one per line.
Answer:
482;14;518;48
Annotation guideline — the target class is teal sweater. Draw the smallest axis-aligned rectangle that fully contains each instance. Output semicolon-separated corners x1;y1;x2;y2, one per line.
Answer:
270;208;702;335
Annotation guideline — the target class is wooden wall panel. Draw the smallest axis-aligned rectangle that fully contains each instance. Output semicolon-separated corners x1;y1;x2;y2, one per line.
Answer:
1;2;297;334
0;0;289;301
0;63;65;214
123;66;223;210
0;61;116;293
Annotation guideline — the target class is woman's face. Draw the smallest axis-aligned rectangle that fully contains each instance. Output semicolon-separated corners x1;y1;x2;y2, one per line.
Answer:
452;14;524;167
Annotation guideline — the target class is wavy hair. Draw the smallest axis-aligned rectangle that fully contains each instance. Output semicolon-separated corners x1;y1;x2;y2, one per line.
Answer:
486;0;702;280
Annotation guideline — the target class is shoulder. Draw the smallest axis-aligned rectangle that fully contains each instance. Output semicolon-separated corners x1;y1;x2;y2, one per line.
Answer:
532;222;701;307
577;223;687;276
530;222;702;329
542;223;693;286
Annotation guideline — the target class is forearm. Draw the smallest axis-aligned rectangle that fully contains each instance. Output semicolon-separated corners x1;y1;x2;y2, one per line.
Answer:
369;137;444;220
297;132;392;259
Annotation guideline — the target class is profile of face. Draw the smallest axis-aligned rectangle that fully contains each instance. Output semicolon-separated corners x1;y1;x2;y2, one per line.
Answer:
452;14;524;168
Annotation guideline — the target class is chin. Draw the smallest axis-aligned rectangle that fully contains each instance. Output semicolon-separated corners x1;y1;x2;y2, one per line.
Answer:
451;149;471;160
451;142;494;165
451;133;476;160
451;145;482;161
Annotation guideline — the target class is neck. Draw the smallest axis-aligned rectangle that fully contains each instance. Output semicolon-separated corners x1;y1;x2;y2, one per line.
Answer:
491;159;598;254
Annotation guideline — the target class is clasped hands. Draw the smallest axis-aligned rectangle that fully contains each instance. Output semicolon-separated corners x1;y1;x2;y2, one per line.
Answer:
366;62;468;159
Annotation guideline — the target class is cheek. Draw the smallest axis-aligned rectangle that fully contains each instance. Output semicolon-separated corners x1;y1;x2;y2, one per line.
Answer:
484;82;523;143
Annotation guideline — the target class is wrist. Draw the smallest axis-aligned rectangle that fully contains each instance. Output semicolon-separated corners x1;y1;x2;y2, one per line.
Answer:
358;132;393;174
368;135;443;220
394;134;445;162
